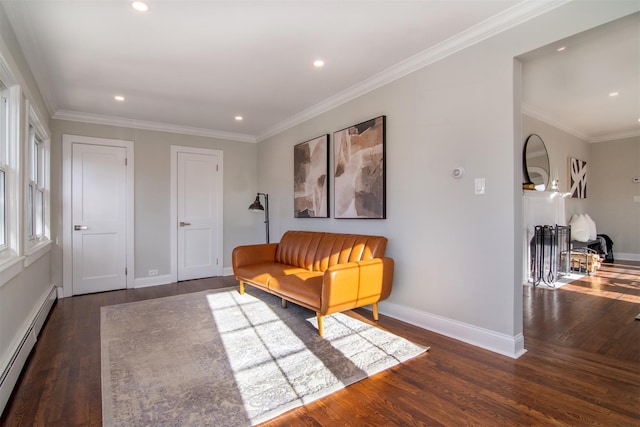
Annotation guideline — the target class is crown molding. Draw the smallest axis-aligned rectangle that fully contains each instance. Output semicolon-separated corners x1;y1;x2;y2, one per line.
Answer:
256;0;570;141
591;130;640;143
522;103;640;143
7;0;570;144
522;103;593;142
53;110;257;143
1;0;58;117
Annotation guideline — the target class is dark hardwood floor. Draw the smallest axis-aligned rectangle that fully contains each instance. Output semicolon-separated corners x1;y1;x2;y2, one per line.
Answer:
1;262;638;426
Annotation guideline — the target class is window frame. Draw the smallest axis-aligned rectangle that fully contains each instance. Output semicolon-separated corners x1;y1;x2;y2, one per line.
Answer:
0;83;9;252
0;67;21;269
23;103;50;256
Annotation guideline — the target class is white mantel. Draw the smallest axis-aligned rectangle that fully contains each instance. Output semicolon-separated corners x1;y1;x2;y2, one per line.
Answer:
522;190;571;283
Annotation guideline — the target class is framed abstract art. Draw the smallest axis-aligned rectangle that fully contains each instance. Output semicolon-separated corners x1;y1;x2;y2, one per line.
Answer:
333;116;386;219
293;134;329;218
568;157;587;198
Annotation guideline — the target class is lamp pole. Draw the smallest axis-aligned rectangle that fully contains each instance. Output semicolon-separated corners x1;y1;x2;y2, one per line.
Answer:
248;192;269;243
261;193;269;243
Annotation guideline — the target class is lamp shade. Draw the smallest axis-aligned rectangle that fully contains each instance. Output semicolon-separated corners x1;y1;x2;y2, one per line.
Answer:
248;195;264;211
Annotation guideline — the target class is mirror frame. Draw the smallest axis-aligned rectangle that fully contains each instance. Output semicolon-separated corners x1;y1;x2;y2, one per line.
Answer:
522;133;550;191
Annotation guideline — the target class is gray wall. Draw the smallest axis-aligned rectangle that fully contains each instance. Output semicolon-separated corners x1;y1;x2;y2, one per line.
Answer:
255;1;638;348
523;115;640;260
0;3;53;410
589;136;640;258
0;4;48;129
50;120;258;283
2;0;635;366
523;114;591;219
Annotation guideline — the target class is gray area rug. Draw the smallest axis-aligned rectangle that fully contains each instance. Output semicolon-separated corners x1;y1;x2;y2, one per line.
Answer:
101;287;427;426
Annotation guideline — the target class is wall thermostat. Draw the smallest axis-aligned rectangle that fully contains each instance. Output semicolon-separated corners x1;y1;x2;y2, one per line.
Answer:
453;167;465;179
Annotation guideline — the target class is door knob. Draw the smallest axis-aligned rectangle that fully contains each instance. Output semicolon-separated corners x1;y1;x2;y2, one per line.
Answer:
74;225;88;230
179;222;191;227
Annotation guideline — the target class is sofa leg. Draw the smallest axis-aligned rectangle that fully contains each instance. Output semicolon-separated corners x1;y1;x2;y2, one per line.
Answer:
316;313;324;337
372;303;379;321
281;298;288;309
239;281;245;295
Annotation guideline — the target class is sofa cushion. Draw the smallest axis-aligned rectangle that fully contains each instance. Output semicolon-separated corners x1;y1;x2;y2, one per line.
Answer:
269;271;324;309
234;262;308;288
275;230;388;272
274;231;324;270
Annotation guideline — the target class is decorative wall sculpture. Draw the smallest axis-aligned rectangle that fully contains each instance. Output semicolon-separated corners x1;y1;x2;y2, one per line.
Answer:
569;157;587;198
333;116;386;219
293;134;329;218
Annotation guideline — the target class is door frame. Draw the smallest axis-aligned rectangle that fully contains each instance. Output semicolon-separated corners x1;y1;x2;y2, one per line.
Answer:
170;145;223;283
62;134;135;298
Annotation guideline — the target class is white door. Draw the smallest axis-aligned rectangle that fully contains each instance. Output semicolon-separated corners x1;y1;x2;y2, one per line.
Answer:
177;151;221;281
72;143;127;295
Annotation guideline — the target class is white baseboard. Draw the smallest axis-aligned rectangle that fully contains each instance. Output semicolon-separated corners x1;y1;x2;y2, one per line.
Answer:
614;252;640;262
0;285;57;416
378;300;527;359
133;274;173;289
222;267;233;276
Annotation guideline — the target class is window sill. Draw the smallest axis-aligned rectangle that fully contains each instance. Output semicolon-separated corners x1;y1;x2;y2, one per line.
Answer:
0;254;25;288
24;239;52;268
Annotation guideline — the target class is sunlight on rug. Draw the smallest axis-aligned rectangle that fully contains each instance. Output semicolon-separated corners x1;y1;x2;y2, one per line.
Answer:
101;288;427;426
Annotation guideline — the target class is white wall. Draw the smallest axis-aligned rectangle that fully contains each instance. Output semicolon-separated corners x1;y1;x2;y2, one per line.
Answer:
589;136;640;259
523;116;640;260
49;120;259;285
0;255;51;373
523;114;591;220
0;3;54;414
255;1;639;357
1;0;637;373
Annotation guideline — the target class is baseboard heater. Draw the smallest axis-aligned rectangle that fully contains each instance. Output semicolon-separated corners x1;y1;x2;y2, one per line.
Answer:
0;285;57;416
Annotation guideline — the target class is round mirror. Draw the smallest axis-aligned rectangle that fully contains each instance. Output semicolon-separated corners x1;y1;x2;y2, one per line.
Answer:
523;134;550;191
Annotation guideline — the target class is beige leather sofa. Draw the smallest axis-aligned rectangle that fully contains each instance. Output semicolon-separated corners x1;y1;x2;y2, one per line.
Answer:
232;230;394;336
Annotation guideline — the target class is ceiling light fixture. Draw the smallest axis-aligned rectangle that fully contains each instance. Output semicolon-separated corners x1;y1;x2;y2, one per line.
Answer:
235;116;243;121
313;59;325;68
114;95;125;102
556;46;566;52
131;1;149;12
609;92;619;97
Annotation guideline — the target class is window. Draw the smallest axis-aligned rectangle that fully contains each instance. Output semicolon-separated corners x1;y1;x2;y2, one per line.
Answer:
0;71;20;265
0;82;8;250
24;106;50;252
27;125;45;239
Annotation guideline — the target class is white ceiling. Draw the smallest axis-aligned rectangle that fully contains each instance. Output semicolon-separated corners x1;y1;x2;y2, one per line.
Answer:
520;12;640;143
1;1;638;143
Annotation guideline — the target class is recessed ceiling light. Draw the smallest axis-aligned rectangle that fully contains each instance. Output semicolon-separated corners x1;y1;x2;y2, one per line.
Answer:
313;59;325;68
131;1;149;12
114;95;125;102
556;46;566;52
235;116;243;121
609;92;619;97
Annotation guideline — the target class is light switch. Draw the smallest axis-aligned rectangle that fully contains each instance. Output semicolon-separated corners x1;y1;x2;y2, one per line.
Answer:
475;178;486;195
633;195;640;203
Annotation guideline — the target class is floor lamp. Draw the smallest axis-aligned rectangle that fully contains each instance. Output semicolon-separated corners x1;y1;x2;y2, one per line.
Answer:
248;193;269;243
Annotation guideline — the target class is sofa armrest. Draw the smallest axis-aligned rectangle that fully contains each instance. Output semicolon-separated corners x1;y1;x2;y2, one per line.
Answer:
232;243;278;272
321;257;394;314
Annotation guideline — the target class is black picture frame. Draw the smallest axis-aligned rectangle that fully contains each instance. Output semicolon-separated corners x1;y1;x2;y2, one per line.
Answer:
293;134;330;218
333;116;386;219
